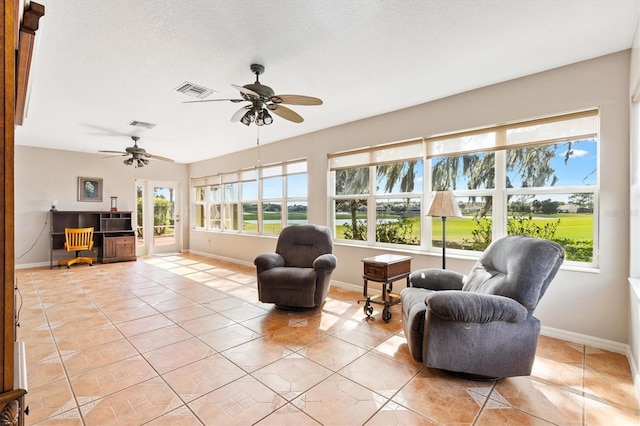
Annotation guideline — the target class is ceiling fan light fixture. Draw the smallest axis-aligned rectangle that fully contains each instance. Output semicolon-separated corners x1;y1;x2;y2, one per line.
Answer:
240;110;254;126
123;158;134;166
262;108;273;125
256;109;265;126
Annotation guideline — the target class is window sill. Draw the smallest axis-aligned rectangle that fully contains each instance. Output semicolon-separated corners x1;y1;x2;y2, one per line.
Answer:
333;240;600;273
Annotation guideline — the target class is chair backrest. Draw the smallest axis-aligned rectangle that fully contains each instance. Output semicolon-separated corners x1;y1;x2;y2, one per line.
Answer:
64;227;94;251
276;224;333;267
461;236;564;313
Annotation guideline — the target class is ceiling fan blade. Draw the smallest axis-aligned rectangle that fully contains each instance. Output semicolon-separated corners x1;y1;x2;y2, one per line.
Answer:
183;98;244;104
270;105;304;123
149;154;175;162
232;84;260;98
231;106;248;122
271;94;323;106
99;150;127;155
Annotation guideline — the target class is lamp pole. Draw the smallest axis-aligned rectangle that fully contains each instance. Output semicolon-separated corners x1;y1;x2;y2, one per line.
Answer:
427;190;461;270
441;216;447;269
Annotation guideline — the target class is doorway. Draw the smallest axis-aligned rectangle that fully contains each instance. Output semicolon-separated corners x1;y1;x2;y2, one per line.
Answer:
136;180;181;255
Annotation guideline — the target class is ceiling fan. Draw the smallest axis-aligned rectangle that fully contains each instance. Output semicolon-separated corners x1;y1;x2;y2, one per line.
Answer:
184;63;322;126
99;136;174;167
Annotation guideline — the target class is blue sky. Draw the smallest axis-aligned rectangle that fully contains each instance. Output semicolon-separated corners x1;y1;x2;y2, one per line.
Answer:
218;139;597;200
370;139;597;194
548;139;597;186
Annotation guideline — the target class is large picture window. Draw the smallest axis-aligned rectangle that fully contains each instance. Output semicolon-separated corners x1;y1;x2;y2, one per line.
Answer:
193;161;307;235
330;110;599;265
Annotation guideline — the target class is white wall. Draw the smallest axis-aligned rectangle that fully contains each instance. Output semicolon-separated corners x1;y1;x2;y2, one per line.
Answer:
190;51;631;346
14;145;189;266
628;16;640;400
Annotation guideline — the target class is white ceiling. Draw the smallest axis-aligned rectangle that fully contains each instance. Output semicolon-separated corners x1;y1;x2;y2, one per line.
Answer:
14;0;640;164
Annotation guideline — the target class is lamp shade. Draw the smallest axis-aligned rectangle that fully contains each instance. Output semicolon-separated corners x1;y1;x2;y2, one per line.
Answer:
426;190;462;218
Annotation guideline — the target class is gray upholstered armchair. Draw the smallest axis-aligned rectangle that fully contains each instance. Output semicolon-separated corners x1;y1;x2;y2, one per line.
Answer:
255;224;337;309
400;235;564;379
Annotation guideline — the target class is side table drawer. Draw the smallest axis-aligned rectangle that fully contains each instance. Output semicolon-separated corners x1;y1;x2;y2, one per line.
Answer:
387;259;411;278
364;263;387;280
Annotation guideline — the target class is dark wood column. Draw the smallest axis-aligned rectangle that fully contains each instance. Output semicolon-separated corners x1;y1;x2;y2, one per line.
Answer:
2;0;18;395
1;1;44;423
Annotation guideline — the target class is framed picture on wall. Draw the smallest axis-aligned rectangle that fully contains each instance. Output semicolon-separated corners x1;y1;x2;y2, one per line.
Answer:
78;177;103;202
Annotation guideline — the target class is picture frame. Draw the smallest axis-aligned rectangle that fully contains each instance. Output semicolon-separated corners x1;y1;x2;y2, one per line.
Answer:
78;177;103;202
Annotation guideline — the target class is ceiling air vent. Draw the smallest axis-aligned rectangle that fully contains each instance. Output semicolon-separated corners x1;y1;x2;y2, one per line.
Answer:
175;81;216;99
128;120;157;129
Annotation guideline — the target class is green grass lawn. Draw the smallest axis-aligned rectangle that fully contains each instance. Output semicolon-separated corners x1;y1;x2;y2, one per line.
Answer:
242;212;593;243
241;212;307;234
334;213;593;242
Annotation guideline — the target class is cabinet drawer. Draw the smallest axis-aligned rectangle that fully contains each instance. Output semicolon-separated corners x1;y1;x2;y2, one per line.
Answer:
114;236;133;245
363;264;387;280
115;237;135;257
116;243;134;257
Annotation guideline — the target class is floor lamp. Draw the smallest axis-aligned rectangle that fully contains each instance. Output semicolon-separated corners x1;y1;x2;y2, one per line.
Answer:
426;190;462;269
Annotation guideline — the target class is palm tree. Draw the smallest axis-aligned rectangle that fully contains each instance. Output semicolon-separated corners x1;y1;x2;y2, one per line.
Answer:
335;167;369;239
431;144;565;216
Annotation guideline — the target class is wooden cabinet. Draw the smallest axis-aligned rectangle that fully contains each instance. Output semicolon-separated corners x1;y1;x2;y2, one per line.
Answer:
50;211;136;267
102;236;136;263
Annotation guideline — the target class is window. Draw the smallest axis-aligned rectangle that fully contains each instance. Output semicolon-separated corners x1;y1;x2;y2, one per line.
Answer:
208;185;222;230
194;186;205;228
222;183;239;231
287;172;308;226
331;140;423;246
241;176;258;233
334;167;369;241
193;161;307;235
375;161;422;245
261;167;283;235
330;110;599;265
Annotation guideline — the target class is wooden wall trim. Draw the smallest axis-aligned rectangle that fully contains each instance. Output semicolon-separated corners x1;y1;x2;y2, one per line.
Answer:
2;0;18;393
15;1;44;126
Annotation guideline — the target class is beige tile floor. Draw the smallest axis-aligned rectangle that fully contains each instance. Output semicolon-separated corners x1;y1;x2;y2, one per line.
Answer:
16;253;640;425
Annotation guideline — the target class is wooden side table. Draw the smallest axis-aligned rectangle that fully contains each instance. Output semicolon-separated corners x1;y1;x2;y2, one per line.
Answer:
359;254;412;322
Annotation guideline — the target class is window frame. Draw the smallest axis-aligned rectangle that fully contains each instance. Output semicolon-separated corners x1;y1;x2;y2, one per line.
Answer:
330;109;599;267
192;160;308;235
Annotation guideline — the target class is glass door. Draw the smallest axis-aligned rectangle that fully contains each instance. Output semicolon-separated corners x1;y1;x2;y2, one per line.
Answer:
136;183;145;253
137;180;181;255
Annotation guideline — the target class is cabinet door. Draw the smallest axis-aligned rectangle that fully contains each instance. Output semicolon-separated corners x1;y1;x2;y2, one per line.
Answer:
104;238;116;259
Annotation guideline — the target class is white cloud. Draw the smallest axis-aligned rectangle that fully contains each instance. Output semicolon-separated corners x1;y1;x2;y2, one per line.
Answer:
559;149;589;158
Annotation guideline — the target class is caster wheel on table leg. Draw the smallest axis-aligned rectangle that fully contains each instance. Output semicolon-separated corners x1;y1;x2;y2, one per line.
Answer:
364;304;373;317
382;306;391;322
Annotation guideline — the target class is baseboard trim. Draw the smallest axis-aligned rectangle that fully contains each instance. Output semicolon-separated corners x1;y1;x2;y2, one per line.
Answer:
186;249;255;268
16;261;50;269
540;326;628;355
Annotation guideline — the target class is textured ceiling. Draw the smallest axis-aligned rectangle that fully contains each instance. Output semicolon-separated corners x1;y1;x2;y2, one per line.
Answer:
14;0;640;164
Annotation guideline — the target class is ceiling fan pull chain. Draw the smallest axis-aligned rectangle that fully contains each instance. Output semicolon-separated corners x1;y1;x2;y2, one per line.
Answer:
256;127;261;166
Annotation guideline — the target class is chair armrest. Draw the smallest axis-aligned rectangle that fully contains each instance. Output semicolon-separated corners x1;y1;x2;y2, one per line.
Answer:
425;291;528;323
254;253;285;274
409;269;465;290
313;253;337;271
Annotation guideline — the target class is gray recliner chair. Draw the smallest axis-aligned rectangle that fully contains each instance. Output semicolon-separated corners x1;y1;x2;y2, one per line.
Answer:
400;235;564;379
255;224;337;309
